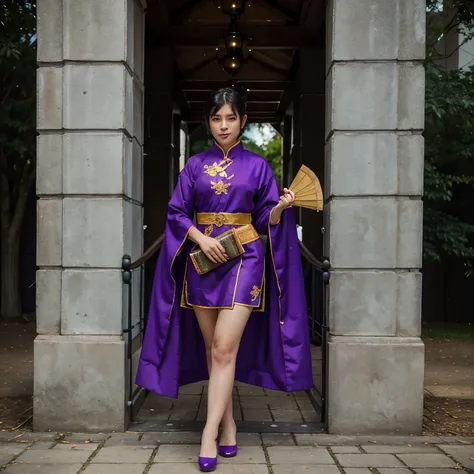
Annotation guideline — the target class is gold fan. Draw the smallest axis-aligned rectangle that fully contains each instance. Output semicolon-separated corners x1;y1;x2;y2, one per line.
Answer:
284;165;323;211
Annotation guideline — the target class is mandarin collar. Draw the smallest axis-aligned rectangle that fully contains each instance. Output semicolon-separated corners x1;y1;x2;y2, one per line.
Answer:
211;140;244;159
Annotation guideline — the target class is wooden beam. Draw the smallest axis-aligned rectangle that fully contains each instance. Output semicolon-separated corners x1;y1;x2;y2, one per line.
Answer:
163;26;300;48
250;50;292;74
261;0;299;22
248;55;288;76
169;0;205;23
181;80;291;91
181;56;217;78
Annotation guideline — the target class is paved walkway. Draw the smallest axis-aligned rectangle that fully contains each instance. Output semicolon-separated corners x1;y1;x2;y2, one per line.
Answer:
0;430;473;473
138;380;321;425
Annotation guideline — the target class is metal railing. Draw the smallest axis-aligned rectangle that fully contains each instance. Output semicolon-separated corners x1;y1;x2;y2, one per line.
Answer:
299;242;330;423
122;234;165;422
122;235;330;423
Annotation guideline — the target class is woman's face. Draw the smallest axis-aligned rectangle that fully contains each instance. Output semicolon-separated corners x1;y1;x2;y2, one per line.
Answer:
209;103;247;150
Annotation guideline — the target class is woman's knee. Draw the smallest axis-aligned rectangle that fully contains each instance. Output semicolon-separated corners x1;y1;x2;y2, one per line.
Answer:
211;338;237;366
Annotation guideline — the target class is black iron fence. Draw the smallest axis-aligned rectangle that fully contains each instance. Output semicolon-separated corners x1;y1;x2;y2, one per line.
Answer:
299;242;330;422
122;236;330;423
122;235;164;421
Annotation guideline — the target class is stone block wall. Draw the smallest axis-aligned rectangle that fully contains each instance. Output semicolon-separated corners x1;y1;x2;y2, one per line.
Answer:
35;0;146;432
325;0;426;434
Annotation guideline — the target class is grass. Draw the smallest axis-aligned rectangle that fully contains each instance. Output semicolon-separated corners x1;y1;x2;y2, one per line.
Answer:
422;322;474;339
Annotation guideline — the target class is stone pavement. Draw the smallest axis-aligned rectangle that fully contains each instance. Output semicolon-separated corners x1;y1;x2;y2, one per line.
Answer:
134;345;323;425
0;431;473;474
138;381;321;425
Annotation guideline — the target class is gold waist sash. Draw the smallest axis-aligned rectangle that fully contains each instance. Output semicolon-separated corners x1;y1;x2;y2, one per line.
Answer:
197;212;252;236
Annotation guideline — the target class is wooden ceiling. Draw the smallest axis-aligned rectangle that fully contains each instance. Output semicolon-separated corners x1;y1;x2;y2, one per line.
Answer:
146;0;325;123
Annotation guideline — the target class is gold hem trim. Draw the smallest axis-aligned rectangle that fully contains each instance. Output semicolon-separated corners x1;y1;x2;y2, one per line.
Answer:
170;228;191;320
183;255;244;310
268;221;283;325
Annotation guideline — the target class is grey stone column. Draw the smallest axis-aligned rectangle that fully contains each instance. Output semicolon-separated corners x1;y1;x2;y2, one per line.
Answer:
325;0;425;434
35;0;145;432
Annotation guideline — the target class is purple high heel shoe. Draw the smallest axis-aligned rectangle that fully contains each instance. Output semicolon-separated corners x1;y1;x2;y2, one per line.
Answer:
198;456;218;472
218;444;238;458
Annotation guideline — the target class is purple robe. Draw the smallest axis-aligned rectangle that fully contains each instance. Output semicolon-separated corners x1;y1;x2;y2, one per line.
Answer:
136;141;313;397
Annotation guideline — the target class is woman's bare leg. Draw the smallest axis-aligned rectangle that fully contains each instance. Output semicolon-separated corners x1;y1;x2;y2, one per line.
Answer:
194;308;236;450
199;305;253;458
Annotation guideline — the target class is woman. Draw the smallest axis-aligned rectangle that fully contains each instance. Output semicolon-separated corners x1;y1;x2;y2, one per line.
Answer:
136;87;313;471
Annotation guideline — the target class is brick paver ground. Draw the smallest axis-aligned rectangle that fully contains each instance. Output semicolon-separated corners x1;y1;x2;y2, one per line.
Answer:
0;431;472;474
135;346;323;424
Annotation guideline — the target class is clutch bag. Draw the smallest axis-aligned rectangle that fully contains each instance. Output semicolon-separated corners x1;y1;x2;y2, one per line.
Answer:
190;225;259;275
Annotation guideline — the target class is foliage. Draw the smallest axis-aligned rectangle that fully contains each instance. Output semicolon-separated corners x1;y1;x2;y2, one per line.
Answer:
422;1;474;273
0;1;37;318
0;0;36;231
242;124;282;184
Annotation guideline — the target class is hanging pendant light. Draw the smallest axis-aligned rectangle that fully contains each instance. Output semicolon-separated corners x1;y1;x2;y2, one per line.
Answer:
216;29;248;76
221;56;243;76
214;0;247;17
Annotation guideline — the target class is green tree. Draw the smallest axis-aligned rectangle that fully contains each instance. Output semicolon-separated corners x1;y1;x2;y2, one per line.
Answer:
242;124;282;184
0;1;36;318
423;0;474;273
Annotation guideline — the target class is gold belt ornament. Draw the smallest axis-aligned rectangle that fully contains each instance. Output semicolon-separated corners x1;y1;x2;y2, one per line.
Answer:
197;212;252;236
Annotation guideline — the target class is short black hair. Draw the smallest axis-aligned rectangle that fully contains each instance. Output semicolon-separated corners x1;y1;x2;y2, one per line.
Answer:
205;87;247;122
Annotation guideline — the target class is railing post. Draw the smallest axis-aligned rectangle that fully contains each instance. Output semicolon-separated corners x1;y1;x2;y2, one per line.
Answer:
122;255;133;420
311;266;317;344
320;257;330;424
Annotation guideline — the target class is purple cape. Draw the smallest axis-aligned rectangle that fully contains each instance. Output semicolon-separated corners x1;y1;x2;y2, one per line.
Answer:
136;144;313;398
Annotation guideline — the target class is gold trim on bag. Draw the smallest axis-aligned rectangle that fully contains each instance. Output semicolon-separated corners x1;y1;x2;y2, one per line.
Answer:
189;225;260;276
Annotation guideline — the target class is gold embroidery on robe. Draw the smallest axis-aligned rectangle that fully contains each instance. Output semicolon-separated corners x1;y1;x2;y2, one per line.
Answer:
211;180;231;195
204;157;235;194
204;160;234;179
250;285;262;302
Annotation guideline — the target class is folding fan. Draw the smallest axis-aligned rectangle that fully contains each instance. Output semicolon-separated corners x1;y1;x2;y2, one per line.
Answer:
284;165;323;211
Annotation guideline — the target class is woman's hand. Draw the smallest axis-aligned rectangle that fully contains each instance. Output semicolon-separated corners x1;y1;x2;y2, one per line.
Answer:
270;188;295;225
279;188;295;208
197;235;228;264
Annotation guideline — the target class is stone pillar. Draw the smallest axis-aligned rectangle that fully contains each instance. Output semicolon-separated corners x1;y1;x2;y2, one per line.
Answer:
325;0;425;434
35;0;145;432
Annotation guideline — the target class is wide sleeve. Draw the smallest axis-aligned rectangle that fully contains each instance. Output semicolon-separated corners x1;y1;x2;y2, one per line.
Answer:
166;159;196;236
252;159;281;235
136;158;198;396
